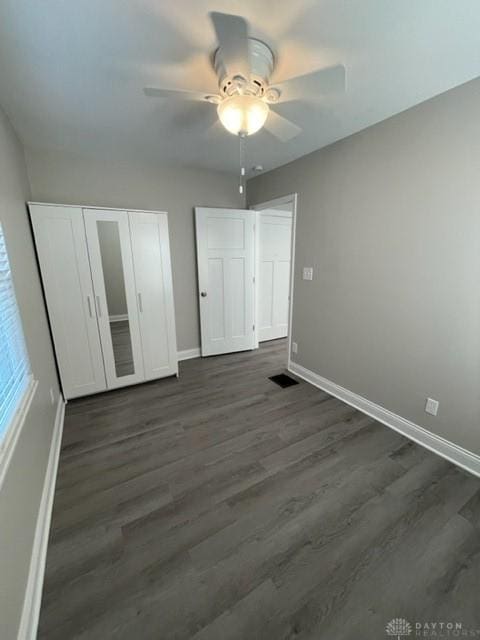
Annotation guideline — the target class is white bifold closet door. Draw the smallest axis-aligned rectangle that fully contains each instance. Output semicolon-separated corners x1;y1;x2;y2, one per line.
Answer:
29;205;106;398
128;211;177;380
84;209;145;389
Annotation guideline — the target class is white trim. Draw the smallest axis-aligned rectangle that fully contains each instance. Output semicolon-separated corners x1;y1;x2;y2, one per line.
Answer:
108;314;128;322
28;201;168;216
254;214;260;349
17;394;65;640
250;194;297;361
289;361;480;478
177;347;201;361
0;377;37;490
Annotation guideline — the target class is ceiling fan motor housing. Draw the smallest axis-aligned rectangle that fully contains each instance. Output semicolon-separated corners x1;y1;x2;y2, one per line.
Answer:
214;38;274;98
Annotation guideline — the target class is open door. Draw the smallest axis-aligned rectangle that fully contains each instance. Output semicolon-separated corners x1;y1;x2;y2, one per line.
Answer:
256;208;293;342
195;207;255;356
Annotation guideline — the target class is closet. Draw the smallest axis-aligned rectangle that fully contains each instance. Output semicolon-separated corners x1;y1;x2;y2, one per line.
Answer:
29;204;178;399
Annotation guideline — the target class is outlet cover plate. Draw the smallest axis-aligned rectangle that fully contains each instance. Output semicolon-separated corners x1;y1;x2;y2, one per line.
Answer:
302;267;313;281
425;397;439;416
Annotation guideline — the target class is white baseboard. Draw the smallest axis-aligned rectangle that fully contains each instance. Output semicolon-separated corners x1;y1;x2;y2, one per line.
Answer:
18;394;65;640
289;361;480;478
109;314;128;322
178;347;201;361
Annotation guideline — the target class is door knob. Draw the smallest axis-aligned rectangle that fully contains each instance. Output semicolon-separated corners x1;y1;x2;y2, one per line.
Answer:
200;291;207;297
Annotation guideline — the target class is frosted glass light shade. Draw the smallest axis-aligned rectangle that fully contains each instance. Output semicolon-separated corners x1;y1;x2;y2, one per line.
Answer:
217;95;269;136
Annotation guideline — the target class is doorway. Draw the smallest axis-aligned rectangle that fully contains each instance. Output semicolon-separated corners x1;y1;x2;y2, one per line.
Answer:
194;196;297;365
251;194;297;367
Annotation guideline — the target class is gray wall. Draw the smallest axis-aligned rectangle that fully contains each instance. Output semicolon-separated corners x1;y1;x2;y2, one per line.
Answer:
248;76;480;456
0;108;60;638
25;148;244;351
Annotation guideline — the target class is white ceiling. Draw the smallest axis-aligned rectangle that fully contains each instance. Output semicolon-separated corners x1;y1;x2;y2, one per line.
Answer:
1;0;479;175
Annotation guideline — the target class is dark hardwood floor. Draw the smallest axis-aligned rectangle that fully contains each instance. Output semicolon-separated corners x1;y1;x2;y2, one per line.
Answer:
39;339;480;639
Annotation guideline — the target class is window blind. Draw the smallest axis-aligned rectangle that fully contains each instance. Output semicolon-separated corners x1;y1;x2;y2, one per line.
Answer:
0;223;30;443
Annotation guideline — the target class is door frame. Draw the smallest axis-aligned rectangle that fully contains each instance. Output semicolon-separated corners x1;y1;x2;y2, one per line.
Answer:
249;193;297;369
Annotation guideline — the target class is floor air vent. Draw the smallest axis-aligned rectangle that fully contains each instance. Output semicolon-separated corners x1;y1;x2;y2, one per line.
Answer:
269;373;299;388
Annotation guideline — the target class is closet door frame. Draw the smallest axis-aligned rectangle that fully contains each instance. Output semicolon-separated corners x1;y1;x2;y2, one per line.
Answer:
84;208;145;389
129;211;178;380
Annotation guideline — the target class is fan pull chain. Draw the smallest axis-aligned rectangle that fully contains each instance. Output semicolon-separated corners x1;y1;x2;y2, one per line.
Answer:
239;133;246;197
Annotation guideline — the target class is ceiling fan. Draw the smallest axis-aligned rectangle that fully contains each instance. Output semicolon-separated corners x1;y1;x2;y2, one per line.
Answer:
144;12;346;141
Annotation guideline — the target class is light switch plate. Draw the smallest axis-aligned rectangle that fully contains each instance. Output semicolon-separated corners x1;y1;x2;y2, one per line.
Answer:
425;397;439;416
292;341;298;354
302;267;313;281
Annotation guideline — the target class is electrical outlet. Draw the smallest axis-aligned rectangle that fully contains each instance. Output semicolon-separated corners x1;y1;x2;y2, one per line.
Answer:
292;341;298;354
425;397;439;416
302;267;313;281
50;388;55;405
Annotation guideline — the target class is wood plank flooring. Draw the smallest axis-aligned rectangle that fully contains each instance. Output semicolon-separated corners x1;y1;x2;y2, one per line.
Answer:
39;339;480;639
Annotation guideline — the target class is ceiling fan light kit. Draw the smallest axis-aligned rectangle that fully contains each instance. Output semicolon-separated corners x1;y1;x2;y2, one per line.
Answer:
217;94;269;136
143;11;346;191
213;35;274;138
143;11;345;139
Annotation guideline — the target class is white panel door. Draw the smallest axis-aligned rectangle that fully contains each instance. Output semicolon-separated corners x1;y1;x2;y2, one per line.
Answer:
84;209;145;389
128;211;178;380
257;211;292;342
195;207;255;356
29;204;106;399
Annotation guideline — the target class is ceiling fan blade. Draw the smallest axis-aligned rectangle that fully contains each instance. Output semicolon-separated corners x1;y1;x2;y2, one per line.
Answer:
274;64;346;103
144;87;215;102
209;12;250;79
172;102;218;130
264;109;302;142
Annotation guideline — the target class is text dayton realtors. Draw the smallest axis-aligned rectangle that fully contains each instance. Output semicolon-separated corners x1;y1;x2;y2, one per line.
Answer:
414;621;479;636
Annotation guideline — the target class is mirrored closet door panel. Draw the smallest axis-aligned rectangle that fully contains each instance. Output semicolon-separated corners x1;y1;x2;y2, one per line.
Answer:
84;209;145;389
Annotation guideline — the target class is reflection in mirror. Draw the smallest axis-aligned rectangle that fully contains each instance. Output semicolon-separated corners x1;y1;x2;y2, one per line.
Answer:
96;221;134;377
